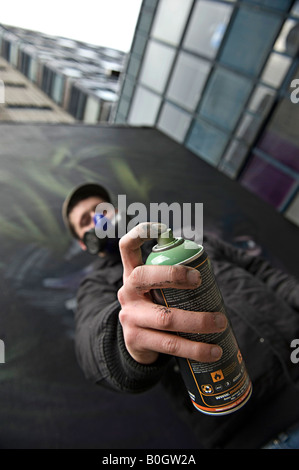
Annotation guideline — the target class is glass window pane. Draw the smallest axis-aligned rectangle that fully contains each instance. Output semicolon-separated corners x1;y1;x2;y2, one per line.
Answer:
247;85;276;117
285;191;299;227
51;74;64;105
151;0;193;46
166;53;211;112
274;20;299;56
139;40;176;93
242;0;293;11
83;96;100;123
157;103;192;143
240;154;296;209
292;0;299;17
128;86;161;125
220;8;282;76
256;96;299;173
28;58;38;83
219;140;249;178
236;113;262;145
199;68;253;131
183;1;233;59
186;119;229;166
261;53;292;88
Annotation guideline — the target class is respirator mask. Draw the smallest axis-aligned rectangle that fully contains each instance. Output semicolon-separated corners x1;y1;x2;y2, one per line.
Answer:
83;212;123;255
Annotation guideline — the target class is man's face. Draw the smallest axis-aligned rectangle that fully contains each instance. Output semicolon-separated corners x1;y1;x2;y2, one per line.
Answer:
68;196;104;250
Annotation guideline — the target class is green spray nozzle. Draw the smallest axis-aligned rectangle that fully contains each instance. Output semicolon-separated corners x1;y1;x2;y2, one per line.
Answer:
152;228;184;252
158;228;175;246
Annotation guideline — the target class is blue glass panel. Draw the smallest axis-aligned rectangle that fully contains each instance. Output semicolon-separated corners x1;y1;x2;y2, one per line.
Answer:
186;119;229;166
199;68;253;131
220;8;282;76
242;0;293;12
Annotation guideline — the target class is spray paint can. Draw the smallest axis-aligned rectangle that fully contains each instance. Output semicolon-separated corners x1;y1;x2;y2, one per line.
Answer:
146;229;252;416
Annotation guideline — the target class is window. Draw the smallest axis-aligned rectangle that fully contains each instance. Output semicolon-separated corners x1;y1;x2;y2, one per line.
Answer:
139;40;176;93
151;0;193;46
261;53;292;88
241;0;293;12
187;118;229;166
219;140;249;178
292;0;299;17
247;85;276;117
274;19;299;56
256;96;299;172
220;7;282;76
183;0;233;59
128;86;161;125
166;52;211;112
199;67;253;131
83;95;100;123
157;102;192;142
236;113;263;145
51;74;64;105
240;153;296;208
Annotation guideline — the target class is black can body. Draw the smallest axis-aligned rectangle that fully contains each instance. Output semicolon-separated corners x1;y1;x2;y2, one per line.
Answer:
146;235;252;416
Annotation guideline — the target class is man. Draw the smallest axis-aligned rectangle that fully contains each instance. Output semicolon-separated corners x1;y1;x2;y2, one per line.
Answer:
62;182;299;449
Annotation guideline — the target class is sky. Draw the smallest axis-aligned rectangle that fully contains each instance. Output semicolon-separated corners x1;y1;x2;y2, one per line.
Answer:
1;0;143;52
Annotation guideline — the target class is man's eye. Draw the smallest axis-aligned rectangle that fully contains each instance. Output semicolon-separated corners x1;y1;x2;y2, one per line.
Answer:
81;214;91;227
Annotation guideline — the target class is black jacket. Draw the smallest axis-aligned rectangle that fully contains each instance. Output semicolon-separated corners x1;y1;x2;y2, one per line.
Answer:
74;234;299;449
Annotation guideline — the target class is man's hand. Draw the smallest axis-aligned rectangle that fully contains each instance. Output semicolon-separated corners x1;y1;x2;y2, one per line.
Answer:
118;223;227;365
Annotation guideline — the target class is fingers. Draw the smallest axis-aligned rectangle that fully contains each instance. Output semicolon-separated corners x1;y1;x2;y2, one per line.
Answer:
120;311;224;365
121;264;202;298
119;222;167;282
119;297;227;364
118;296;227;336
140;330;223;363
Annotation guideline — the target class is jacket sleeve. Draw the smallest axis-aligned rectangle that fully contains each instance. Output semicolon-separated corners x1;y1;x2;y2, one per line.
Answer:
74;273;170;393
205;234;299;313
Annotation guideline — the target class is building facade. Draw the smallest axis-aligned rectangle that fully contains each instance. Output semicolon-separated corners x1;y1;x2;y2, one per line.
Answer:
0;24;126;123
0;56;74;122
114;0;299;227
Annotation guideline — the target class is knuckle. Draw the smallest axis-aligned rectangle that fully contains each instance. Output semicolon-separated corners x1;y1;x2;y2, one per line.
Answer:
123;327;135;345
117;286;126;305
165;265;178;281
118;236;127;251
118;305;132;327
130;265;144;282
118;307;126;325
167;264;186;282
155;306;173;330
161;334;180;356
124;327;141;351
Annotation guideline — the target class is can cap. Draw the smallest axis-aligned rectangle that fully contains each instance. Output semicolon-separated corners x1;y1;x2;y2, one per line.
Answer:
158;228;175;246
153;228;184;252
